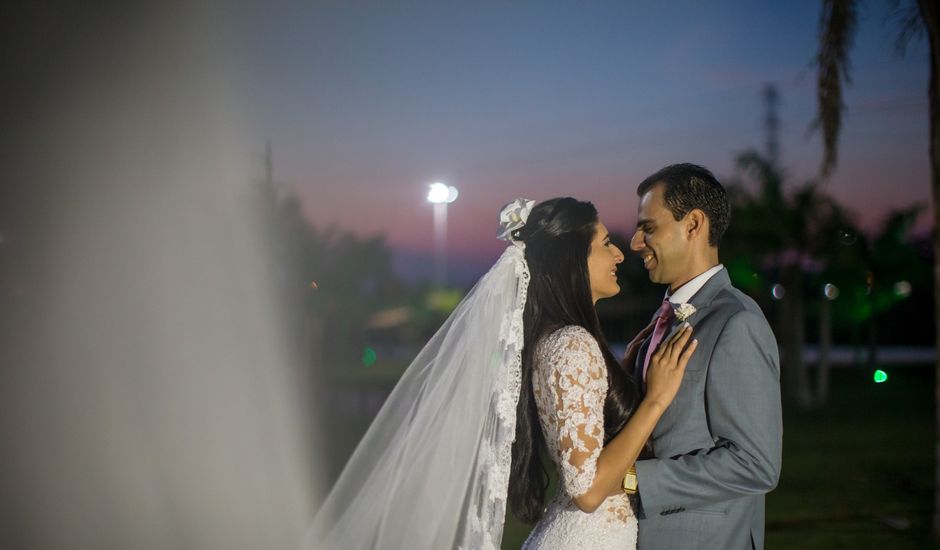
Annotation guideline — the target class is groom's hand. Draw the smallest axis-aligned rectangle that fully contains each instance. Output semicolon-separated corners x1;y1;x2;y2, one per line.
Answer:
622;320;656;372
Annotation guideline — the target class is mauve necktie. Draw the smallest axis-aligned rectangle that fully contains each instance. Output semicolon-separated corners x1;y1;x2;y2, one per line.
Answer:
643;299;676;381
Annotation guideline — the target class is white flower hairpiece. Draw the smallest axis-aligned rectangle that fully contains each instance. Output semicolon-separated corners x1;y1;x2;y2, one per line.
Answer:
497;198;535;242
674;303;697;322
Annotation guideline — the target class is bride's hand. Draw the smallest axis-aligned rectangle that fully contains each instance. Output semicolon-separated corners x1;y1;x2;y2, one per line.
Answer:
622;320;656;371
645;324;698;410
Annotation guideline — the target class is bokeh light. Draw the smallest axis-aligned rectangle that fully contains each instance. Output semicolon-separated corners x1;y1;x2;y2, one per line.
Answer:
838;229;858;246
427;182;458;204
771;284;785;300
823;283;839;300
893;280;912;299
873;370;888;383
427;182;449;203
362;347;377;367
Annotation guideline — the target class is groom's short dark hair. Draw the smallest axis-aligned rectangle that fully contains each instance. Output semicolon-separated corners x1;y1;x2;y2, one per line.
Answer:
637;163;730;247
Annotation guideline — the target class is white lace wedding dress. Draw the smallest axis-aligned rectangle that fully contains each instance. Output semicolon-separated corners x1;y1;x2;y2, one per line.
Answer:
522;325;638;550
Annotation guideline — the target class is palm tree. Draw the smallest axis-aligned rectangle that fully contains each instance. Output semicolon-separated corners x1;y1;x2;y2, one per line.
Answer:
727;148;856;409
814;0;940;537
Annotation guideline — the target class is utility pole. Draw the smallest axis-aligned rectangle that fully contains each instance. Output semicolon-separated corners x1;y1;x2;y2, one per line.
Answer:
763;84;780;166
265;140;273;188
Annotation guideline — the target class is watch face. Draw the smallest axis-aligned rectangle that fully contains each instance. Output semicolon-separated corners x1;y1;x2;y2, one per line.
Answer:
623;474;638;491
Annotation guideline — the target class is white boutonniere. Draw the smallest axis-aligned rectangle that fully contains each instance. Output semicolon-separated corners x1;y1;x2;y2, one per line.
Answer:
674;303;697;322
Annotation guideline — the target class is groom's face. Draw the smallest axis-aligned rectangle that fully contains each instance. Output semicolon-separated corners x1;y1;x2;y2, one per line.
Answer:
630;183;691;290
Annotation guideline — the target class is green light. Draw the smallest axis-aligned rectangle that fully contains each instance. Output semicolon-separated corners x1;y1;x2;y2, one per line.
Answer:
362;347;377;367
873;369;888;383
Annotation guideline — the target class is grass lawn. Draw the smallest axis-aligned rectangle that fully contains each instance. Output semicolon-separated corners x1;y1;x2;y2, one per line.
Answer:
763;366;937;549
322;363;938;549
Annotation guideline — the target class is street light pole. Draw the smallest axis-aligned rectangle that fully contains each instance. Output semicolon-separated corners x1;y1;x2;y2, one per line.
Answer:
433;201;447;286
427;182;458;287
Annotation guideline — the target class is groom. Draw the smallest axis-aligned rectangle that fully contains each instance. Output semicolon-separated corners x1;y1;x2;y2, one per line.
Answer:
627;164;782;550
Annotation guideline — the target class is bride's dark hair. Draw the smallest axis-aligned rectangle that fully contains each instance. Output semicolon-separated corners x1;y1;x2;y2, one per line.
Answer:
507;197;640;524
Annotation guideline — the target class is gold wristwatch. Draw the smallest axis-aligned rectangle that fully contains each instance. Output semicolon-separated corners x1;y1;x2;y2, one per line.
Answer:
622;465;638;494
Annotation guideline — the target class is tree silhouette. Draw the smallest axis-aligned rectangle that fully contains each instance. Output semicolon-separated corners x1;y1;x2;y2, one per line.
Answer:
725;148;856;408
813;0;940;536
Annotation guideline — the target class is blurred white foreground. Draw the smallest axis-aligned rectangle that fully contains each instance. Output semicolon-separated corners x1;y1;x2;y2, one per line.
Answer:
0;3;318;549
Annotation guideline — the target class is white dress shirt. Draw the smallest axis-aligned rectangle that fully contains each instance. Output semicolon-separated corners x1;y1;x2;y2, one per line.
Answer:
665;264;724;305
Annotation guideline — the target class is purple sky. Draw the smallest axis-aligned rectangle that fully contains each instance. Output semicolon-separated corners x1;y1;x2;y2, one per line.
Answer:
232;1;929;283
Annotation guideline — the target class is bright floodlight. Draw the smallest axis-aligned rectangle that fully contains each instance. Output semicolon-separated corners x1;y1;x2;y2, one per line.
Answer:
427;182;458;204
427;182;449;203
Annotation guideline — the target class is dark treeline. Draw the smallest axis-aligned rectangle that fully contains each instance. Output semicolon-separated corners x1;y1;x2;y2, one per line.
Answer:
270;160;931;402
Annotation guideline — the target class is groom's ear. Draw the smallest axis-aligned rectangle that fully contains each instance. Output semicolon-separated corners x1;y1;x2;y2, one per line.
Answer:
684;209;708;241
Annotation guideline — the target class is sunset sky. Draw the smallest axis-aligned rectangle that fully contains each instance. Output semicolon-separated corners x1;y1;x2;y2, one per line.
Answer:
230;1;929;283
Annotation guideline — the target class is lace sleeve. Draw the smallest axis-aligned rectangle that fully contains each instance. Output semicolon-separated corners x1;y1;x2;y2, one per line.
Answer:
545;327;607;498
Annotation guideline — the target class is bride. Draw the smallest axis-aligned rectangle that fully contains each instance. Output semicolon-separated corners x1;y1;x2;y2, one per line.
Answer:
303;197;696;549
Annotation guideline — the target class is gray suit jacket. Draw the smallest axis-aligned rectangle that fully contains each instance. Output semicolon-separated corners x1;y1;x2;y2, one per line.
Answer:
633;268;782;550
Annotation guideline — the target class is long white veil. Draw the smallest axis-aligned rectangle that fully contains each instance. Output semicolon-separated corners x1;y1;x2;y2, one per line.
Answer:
303;202;532;549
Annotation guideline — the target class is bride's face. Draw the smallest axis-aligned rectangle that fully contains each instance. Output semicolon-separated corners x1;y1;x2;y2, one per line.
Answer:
587;221;624;303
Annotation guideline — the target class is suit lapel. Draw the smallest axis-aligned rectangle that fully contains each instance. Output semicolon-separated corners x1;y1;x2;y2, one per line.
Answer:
685;267;732;318
633;267;732;379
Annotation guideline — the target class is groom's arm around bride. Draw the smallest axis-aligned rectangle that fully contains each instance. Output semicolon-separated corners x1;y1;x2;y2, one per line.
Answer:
627;164;782;550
